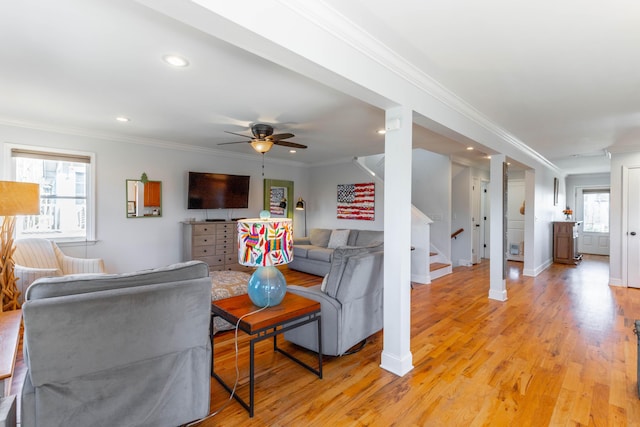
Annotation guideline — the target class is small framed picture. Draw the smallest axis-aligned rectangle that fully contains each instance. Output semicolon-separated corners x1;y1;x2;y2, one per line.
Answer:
127;201;136;214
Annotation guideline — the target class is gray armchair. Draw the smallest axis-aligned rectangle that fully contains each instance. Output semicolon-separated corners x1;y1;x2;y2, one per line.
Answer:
284;246;384;356
21;261;212;427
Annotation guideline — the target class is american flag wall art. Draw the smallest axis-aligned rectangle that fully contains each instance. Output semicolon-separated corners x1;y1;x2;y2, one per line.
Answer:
337;182;375;220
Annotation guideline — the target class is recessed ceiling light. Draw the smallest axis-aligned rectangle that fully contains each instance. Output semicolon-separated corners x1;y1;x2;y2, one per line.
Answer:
377;129;386;135
289;149;297;153
116;116;130;122
485;155;492;159
466;146;474;151
162;54;189;67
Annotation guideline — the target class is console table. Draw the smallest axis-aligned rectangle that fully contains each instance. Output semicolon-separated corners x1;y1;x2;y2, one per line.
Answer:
211;293;322;417
0;309;21;398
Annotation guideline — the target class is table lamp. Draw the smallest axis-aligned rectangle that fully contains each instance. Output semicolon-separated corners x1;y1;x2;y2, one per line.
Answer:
238;212;293;307
0;181;40;311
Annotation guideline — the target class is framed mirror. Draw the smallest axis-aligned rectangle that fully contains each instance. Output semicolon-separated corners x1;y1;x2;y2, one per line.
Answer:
126;179;162;218
263;179;293;219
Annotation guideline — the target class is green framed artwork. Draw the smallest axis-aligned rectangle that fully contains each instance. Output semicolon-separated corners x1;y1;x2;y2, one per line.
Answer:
263;179;294;219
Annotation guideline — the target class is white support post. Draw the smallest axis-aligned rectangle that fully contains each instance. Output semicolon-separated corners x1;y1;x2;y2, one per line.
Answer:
489;154;508;301
380;105;414;376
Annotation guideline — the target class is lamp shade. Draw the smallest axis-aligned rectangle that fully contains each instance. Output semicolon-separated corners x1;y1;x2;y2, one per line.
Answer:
238;217;293;307
295;197;305;210
250;139;274;154
0;181;40;216
238;218;293;267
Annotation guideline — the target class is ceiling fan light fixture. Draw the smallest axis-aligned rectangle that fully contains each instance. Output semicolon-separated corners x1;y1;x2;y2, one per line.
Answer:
250;139;273;153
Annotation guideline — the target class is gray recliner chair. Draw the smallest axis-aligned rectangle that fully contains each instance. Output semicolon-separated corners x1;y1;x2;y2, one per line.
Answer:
284;245;384;356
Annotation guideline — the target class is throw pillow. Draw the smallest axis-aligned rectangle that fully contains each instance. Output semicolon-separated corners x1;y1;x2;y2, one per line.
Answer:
327;229;350;249
320;274;329;292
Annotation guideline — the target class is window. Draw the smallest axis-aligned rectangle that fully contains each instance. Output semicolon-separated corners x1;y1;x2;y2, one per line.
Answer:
10;146;95;241
582;189;609;233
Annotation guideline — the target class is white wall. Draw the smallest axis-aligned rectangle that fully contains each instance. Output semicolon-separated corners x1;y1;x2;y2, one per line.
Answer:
565;173;610;210
411;149;451;258
451;166;471;266
307;159;383;231
0;124;309;273
532;167;565;273
361;149;453;259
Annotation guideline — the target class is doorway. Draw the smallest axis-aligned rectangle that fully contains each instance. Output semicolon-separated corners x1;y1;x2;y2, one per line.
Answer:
472;178;481;264
575;186;610;256
480;181;490;259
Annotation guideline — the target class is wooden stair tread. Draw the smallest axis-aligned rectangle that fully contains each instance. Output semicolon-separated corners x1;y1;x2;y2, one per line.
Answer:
430;262;450;272
429;252;438;257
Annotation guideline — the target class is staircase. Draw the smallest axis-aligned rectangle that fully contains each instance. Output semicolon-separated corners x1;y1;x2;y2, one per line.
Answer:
354;156;453;284
429;251;452;281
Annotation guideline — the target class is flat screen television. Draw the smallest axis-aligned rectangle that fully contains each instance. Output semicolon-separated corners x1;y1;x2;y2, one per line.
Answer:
187;172;250;209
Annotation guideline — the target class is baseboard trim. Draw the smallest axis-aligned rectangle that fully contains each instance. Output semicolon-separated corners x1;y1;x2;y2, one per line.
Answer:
380;351;414;377
523;258;553;277
488;288;508;301
411;273;430;285
609;277;625;287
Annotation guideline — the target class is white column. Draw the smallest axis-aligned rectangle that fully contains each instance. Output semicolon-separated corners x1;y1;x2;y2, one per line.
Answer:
523;168;536;277
489;154;508;301
380;105;414;376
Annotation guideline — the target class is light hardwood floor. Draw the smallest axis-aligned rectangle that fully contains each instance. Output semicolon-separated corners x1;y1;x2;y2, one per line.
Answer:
14;256;640;426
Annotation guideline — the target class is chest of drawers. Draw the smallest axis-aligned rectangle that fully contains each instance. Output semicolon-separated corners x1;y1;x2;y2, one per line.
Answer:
183;221;247;271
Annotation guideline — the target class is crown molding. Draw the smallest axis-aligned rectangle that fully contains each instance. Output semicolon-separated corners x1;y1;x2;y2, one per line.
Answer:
606;144;640;155
277;0;561;174
308;155;359;168
0;118;306;168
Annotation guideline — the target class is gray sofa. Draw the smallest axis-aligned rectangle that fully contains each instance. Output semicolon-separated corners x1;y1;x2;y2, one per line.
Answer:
285;246;384;356
289;228;384;276
21;261;212;427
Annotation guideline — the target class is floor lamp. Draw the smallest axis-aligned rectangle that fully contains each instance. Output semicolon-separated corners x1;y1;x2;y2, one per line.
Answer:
0;181;40;311
295;197;307;236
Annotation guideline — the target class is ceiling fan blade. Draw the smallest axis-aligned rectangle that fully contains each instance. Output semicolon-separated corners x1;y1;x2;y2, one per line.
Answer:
218;140;251;145
274;140;307;149
224;130;252;139
269;133;295;141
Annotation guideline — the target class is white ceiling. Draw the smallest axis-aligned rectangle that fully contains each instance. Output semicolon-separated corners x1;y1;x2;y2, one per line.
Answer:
2;0;639;174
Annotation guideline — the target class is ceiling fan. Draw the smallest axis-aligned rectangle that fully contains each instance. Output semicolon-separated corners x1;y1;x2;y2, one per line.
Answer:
219;123;307;154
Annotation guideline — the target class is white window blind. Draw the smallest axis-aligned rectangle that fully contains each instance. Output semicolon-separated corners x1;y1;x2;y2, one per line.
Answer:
11;147;95;241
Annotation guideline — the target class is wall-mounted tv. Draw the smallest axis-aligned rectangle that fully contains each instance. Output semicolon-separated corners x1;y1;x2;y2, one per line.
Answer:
187;172;250;209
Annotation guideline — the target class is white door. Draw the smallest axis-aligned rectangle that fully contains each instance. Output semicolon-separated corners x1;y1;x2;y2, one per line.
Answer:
628;168;640;288
472;178;481;264
480;182;490;259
